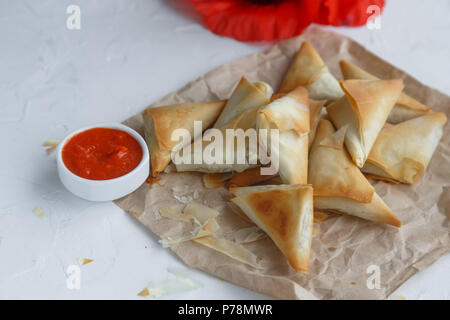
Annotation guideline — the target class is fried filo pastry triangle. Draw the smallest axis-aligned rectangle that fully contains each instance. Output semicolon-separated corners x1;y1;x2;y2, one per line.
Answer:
339;60;430;124
327;79;404;168
213;76;273;128
308;99;327;147
227;98;325;188
143;100;226;177
362;112;447;184
175;104;260;173
270;93;326;149
256;86;310;184
308;119;402;227
175;78;273;173
278;41;344;102
230;184;314;273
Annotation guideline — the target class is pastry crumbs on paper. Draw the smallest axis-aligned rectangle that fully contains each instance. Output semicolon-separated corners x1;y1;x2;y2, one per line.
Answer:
193;237;262;269
158;203;222;248
159;206;196;224
183;202;220;232
158;220;212;248
313;224;320;236
173;194;192;204
203;173;230;189
233;226;266;244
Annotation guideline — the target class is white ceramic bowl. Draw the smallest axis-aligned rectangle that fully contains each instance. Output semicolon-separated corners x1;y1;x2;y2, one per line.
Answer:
57;122;149;201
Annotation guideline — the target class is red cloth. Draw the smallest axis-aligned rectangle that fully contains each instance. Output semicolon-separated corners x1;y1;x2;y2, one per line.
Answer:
188;0;385;41
317;0;385;26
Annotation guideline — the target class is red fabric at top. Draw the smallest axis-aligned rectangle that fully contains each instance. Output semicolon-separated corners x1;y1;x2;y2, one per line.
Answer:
188;0;385;41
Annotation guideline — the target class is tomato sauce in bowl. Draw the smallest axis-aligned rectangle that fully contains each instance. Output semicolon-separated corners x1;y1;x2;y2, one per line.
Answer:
62;127;143;180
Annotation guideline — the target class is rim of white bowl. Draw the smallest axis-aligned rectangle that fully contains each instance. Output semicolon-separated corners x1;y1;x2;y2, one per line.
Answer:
57;122;149;185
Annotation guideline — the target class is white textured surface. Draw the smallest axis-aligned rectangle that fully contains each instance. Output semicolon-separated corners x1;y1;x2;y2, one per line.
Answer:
0;0;449;300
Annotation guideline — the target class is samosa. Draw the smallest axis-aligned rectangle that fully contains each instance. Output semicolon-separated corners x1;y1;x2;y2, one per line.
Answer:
214;77;272;128
308;119;402;227
143;100;226;177
230;184;314;273
278;41;343;102
362;112;447;184
257;86;310;184
327;79;404;167
339;60;430;123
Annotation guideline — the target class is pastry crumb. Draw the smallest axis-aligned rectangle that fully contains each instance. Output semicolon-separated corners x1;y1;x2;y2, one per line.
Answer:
138;288;150;297
43;139;60;153
78;258;94;266
33;207;45;218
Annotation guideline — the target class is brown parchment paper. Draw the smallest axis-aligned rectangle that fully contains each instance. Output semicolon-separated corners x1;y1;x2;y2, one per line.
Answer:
115;27;450;300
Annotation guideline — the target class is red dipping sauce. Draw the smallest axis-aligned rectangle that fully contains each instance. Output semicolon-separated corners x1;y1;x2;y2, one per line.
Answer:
62;128;143;180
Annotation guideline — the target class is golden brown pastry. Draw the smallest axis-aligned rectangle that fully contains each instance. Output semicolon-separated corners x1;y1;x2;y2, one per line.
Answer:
175;77;273;173
278;41;343;102
339;60;430;123
308;99;327;147
270;94;325;148
213;77;272;128
308;119;402;227
362;112;447;184
327;79;404;168
228;166;277;187
256;86;310;184
230;184;314;273
313;194;401;227
143;100;226;177
175;105;260;173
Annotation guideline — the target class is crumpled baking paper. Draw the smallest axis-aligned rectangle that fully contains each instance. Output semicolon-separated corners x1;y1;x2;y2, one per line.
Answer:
115;27;450;300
